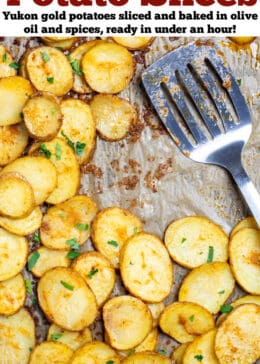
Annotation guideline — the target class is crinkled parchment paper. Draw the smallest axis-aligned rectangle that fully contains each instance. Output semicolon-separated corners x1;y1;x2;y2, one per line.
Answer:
1;36;260;359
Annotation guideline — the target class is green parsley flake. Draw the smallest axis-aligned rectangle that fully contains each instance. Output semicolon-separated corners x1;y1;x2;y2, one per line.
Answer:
70;60;84;76
75;223;89;231
107;240;119;247
189;314;195;322
29;347;33;352
39;144;51;159
181;237;187;244
61;131;86;156
194;354;203;361
106;361;114;364
218;290;225;295
66;251;80;260
51;333;63;341
25;279;33;294
237;79;242;86
61;130;74;149
127;349;135;356
134;227;139;234
55;143;61;160
88;268;99;279
32;231;40;243
65;238;80;250
75;141;86;156
47;77;54;84
20;112;24;119
51;108;57;114
28;251;40;271
9;62;19;70
130;261;134;265
158;349;167;355
207;246;214;263
220;304;233;313
60;280;74;291
41;51;50;63
66;55;72;62
2;53;7;62
32;298;37;306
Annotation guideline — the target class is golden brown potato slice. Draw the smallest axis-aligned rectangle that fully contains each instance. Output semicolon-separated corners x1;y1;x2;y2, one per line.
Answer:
121;351;171;364
178;262;235;314
40;195;97;250
28;247;70;278
0;45;17;78
0;308;35;363
120;232;173;302
71;251;115;307
112;36;155;50
229;228;260;295
229;36;256;45
172;342;191;364
29;341;73;364
0;123;29;166
41;36;79;50
230;216;257;238
58;98;96;165
0;228;28;281
164;216;228;268
0;207;42;236
47;324;92;351
0;172;35;218
147;302;165;328
19;48;31;79
23;92;62;141
159;302;215;343
82;42;135;94
0;274;25;316
118;328;158;358
90;94;137;141
215;304;260;364
26;46;73;96
103;295;152;350
91;206;142;269
0;76;34;126
37;267;98;331
70;341;120;364
1;156;57;205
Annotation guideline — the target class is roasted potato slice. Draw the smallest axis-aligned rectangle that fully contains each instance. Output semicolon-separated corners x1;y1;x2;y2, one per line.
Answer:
40;195;97;250
29;341;73;364
230;216;257;238
0;228;28;281
70;341;120;364
159;302;215;343
215;304;260;364
82;42;135;94
91;206;142;269
112;36;155;50
0;45;17;77
47;324;92;351
147;302;165;328
90;94;137;141
229;36;256;45
23;92;62;141
28;247;70;278
0;308;35;363
0;274;25;316
118;328;158;358
1;156;57;205
0;207;42;236
164;216;228;268
120;232;173;302
121;351;171;364
0;123;29;166
37;267;98;331
0;76;34;126
26;46;73;96
72;251;115;307
19;48;31;79
103;295;152;350
229;228;260;294
58;98;96;165
172;342;191;364
178;262;235;314
0;172;35;218
41;36;79;50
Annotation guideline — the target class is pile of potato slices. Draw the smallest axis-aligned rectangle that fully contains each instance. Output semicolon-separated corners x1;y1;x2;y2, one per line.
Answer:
0;36;260;364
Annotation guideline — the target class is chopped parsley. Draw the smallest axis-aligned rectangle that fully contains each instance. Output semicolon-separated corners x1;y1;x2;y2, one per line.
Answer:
28;251;40;271
25;279;33;294
88;268;99;279
194;354;203;362
32;298;38;306
66;251;80;260
181;237;187;244
41;51;50;63
107;240;119;247
47;77;54;84
60;280;74;291
70;59;84;76
32;231;40;243
9;62;19;69
158;349;167;355
55;143;61;160
61;130;86;156
220;304;233;313
75;223;89;231
29;347;33;352
133;227;139;234
237;79;242;86
189;314;195;322
207;246;214;262
65;238;80;250
51;108;57;114
127;349;135;356
218;290;225;295
2;53;7;62
39;144;51;159
129;261;134;265
51;333;62;341
20;112;24;119
106;361;114;364
75;141;86;156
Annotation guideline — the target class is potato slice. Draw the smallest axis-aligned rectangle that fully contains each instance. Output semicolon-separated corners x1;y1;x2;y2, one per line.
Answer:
172;342;191;363
0;274;25;316
159;302;215;343
28;247;70;278
0;308;35;363
118;328;158;358
47;324;92;351
0;228;28;281
103;295;152;350
1;156;57;205
58;98;96;165
230;216;257;238
29;341;73;364
37;267;98;331
41;37;79;50
215;304;260;364
112;36;155;50
91;207;142;269
40;195;97;250
19;48;31;79
90;94;137;141
26;46;73;96
71;251;115;307
0;123;29;166
147;302;165;328
229;36;256;45
0;207;42;236
0;172;35;218
229;228;260;294
164;216;228;268
0;76;34;126
70;341;120;364
178;262;235;314
120;232;173;302
0;45;17;77
82;42;135;94
121;352;171;364
23;92;62;141
182;329;219;364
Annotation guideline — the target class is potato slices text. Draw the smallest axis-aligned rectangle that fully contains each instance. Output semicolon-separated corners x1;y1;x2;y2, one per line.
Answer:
178;262;235;314
103;295;152;350
48;324;92;351
70;341;120;364
0;274;25;316
0;45;17;78
29;341;73;364
164;216;228;268
159;302;215;343
215;304;260;364
38;267;98;331
82;42;135;94
121;351;171;364
229;227;260;294
112;36;155;50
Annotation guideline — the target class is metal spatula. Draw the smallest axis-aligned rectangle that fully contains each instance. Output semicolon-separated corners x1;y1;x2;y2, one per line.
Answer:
142;41;260;226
